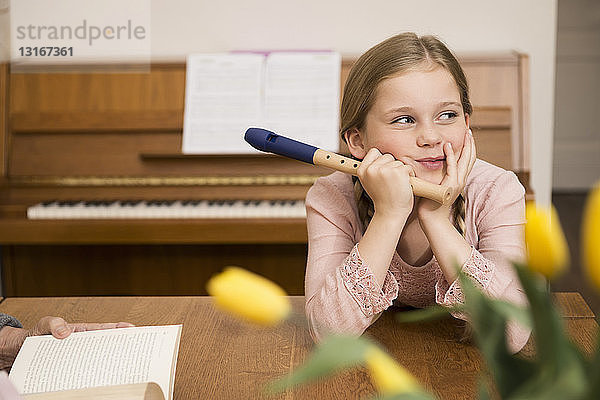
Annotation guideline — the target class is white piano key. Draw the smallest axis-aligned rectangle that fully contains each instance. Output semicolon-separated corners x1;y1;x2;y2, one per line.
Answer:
26;199;307;219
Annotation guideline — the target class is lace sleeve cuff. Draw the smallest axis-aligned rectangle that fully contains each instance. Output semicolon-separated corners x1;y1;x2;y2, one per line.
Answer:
435;246;494;307
339;244;398;317
0;313;23;330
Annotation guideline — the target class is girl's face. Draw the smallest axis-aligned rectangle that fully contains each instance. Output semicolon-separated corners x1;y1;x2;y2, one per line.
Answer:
346;66;470;185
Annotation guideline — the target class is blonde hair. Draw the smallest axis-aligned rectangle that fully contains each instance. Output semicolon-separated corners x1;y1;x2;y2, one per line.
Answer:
341;32;470;236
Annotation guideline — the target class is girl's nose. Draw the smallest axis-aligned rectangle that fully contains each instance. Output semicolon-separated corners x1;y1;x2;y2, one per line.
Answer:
416;127;443;147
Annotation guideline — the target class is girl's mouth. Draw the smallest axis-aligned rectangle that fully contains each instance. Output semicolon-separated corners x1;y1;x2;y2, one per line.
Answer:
416;158;445;170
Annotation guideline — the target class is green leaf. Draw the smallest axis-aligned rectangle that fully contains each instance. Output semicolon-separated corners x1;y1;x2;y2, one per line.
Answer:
513;263;583;367
486;298;532;330
455;269;538;398
375;390;438;400
508;351;587;400
586;330;600;399
477;377;492;400
395;299;530;328
509;264;589;399
394;305;457;323
265;334;374;394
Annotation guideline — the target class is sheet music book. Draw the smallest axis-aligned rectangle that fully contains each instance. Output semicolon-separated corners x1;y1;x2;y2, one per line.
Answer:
8;325;182;400
182;51;341;154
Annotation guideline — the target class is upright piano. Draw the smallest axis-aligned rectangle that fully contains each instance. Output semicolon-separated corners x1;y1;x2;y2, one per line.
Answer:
0;54;532;296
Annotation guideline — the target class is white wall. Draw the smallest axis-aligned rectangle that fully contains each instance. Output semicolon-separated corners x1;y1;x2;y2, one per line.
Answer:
0;0;558;205
553;0;600;190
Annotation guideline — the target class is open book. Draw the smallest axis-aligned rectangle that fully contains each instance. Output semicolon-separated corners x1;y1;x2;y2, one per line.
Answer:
182;51;341;154
8;325;182;400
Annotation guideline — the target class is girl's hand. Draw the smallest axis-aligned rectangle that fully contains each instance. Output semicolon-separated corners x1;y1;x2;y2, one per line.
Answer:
416;129;477;223
357;148;416;219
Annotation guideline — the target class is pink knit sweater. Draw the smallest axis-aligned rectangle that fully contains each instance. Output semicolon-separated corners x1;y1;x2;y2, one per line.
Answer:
304;159;531;353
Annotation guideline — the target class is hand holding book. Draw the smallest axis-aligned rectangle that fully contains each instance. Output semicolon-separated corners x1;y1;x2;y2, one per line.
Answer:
8;325;182;400
0;316;134;370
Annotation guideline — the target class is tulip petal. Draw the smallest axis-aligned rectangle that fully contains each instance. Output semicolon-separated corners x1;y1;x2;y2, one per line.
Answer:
207;266;291;326
525;202;569;279
365;347;420;395
582;183;600;291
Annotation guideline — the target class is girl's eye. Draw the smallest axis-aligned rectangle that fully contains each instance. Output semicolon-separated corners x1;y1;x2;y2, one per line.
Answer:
439;111;458;120
392;116;414;124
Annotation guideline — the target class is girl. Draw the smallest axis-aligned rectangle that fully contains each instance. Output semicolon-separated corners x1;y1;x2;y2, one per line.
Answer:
304;32;530;354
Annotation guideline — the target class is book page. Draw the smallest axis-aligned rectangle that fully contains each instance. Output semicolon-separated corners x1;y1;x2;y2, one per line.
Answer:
263;52;341;152
9;325;182;400
182;53;264;154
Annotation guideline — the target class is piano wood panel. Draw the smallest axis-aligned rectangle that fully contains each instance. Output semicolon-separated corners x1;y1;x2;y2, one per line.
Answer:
1;244;307;296
11;110;183;132
9;63;186;113
9;132;335;176
460;53;530;171
0;218;308;244
8;108;512;176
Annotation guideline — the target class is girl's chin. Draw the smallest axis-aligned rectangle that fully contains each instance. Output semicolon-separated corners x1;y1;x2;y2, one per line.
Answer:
414;165;445;184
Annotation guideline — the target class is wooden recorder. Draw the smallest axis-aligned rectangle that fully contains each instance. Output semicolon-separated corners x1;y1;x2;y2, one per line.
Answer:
245;128;454;205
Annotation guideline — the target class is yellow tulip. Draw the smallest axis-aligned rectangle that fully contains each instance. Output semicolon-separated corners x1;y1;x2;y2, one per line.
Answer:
582;183;600;290
206;266;291;326
524;202;570;279
365;347;421;395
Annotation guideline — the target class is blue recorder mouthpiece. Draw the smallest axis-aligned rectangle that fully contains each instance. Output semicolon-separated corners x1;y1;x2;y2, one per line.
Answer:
244;127;318;164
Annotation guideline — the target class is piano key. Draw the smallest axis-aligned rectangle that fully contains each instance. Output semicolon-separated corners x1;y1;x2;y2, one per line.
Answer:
27;200;306;219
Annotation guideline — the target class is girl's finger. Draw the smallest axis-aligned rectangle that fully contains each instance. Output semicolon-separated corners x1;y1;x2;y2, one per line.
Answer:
401;163;416;177
463;134;476;181
360;148;382;167
357;148;382;178
444;142;458;182
469;134;477;170
370;152;396;167
456;131;472;179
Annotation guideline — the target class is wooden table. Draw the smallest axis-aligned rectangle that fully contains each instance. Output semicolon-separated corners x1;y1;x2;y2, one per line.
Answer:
0;293;596;399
